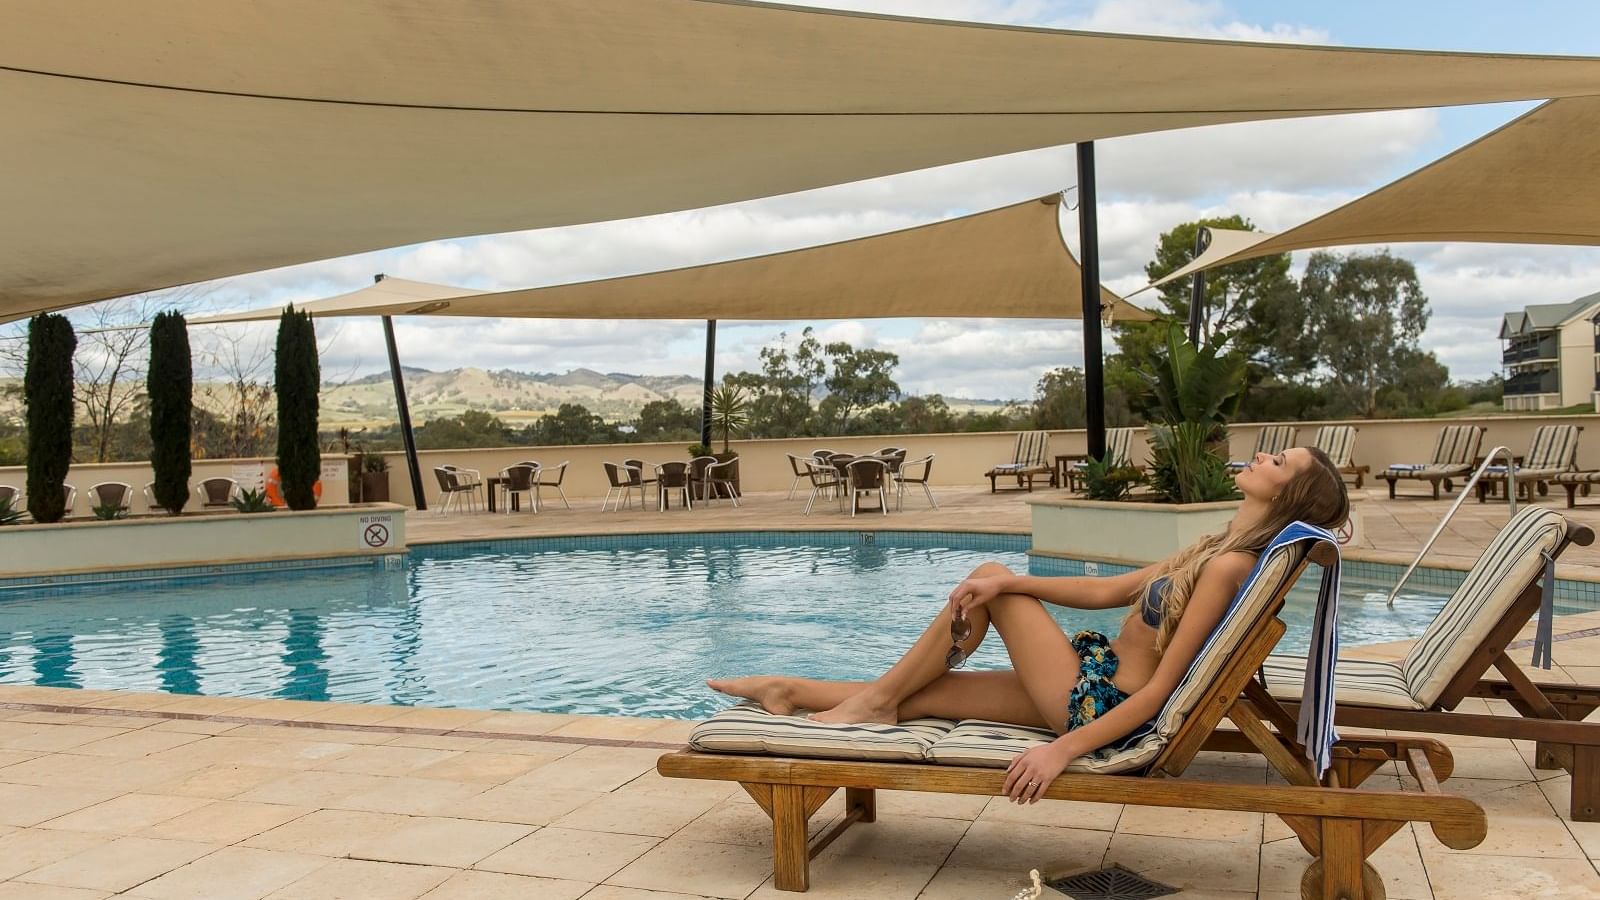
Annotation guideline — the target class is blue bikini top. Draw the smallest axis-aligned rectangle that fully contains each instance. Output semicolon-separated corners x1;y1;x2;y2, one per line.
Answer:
1140;576;1170;627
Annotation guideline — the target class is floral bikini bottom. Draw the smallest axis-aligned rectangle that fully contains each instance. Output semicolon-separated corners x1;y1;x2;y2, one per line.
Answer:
1066;630;1132;731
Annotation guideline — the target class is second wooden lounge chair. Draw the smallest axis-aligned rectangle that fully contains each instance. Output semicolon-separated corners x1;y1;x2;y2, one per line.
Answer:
985;430;1054;492
1474;423;1581;502
1312;424;1369;489
1226;424;1297;471
1383;424;1485;500
1264;506;1600;820
660;534;1485;897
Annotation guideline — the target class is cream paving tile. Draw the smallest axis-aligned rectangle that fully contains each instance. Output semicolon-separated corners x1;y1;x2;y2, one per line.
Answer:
945;819;1111;876
409;750;561;784
673;801;782;848
139;800;313;844
1421;849;1600;899
418;870;592;900
374;707;497;732
1445;745;1537;781
384;734;506;752
868;790;987;822
473;827;658;883
0;753;202;794
1114;804;1262;844
141;695;266;716
308;739;464;775
914;865;1044;900
242;809;415;857
613;771;741;804
1414;778;1586;859
632;720;699;744
1103;834;1258;894
605;836;774;900
0;783;119;827
14;836;217;893
552;789;721;838
0;829;112;881
0;687;118;705
281;704;414;727
545;716;668;741
1259;831;1432;900
327;775;488;816
148;765;287;799
143;719;244;736
1535;775;1600;857
578;888;721;900
746;853;942;900
351;816;533;868
223;725;394;747
263;858;453;900
124;846;328;900
443;783;606;826
70;729;207;758
233;770;394;807
455;712;577;736
72;691;188;712
0;883;114;899
0;725;129;753
0;748;42;770
813;815;970;865
978;795;1121;832
506;746;663;794
40;793;212;834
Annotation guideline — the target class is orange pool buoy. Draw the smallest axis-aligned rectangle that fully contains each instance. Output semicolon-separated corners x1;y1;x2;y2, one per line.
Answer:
264;466;322;507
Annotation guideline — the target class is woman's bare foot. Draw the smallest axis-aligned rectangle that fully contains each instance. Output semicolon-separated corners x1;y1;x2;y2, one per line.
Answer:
706;676;798;716
809;692;898;726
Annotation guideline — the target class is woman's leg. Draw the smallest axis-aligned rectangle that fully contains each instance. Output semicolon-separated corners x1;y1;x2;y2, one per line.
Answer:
705;670;1054;728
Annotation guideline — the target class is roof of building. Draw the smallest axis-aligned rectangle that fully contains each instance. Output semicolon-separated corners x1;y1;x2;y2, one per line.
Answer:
1501;291;1600;338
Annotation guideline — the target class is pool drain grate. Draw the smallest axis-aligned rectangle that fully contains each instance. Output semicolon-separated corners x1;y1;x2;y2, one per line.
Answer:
1045;865;1178;900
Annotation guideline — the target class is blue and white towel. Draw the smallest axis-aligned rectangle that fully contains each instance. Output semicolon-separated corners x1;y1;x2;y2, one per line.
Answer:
1387;463;1427;472
1187;521;1342;776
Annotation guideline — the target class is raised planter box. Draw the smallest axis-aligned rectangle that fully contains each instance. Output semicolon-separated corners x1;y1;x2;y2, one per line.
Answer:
0;503;407;580
1027;496;1241;564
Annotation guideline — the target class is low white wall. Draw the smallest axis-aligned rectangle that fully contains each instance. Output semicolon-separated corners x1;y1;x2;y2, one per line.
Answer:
1028;497;1241;565
0;456;352;514
0;503;406;579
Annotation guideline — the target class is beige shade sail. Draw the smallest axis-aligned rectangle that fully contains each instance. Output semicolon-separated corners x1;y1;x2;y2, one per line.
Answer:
189;196;1146;325
7;1;1600;323
1144;96;1600;291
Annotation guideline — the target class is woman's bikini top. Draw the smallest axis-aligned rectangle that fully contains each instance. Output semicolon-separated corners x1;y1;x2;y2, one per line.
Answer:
1140;576;1170;627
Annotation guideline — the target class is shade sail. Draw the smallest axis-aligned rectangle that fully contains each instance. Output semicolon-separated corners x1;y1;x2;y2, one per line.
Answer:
1144;96;1600;290
189;196;1147;324
7;1;1600;323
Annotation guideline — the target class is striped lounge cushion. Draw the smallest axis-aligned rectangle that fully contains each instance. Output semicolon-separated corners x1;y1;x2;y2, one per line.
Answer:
1387;462;1471;478
1313;426;1356;469
1525;424;1581;472
1261;655;1420;709
1401;506;1568;708
688;704;954;762
926;719;1162;775
1554;471;1600;484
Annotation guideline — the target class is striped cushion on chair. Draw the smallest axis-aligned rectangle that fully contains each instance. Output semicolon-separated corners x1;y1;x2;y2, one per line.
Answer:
1401;506;1569;708
1554;471;1600;484
688;704;954;762
1104;428;1134;468
1015;431;1050;467
928;542;1308;775
1432;425;1485;467
1525;424;1581;472
1313;426;1356;469
1262;655;1420;709
1256;425;1298;456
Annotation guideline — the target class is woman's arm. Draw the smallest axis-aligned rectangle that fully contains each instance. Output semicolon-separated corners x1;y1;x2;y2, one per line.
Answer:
1000;550;1256;802
950;564;1161;616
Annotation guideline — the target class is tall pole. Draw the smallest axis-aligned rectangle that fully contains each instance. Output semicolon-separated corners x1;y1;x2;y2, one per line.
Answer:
701;319;716;449
1076;142;1106;462
1188;226;1211;345
377;275;427;511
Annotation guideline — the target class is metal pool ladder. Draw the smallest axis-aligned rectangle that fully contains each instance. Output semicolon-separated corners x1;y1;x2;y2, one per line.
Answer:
1385;446;1518;607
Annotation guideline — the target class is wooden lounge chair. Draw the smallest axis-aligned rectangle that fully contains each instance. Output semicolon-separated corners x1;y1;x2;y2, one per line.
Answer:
1265;507;1600;821
1226;424;1298;471
1553;470;1600;508
1311;424;1369;489
1059;427;1135;492
985;430;1054;492
1382;424;1486;500
1475;423;1581;502
660;538;1485;897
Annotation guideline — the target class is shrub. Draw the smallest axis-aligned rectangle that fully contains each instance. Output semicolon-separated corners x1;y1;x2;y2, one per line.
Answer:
686;443;712;458
231;487;275;513
92;502;128;521
24;314;76;523
1137;325;1244;504
274;305;321;510
147;311;193;514
1082;455;1143;502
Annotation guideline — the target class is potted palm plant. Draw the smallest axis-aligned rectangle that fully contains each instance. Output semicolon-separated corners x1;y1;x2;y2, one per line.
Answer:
710;383;750;494
361;453;391;503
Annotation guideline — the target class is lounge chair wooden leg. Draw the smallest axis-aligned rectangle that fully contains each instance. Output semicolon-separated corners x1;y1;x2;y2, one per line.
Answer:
1573;745;1600;822
772;784;811;892
1302;817;1378;900
1386;477;1396;499
846;787;876;823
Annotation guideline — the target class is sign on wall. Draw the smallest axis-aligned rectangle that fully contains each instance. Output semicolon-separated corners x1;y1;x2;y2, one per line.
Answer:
359;512;396;549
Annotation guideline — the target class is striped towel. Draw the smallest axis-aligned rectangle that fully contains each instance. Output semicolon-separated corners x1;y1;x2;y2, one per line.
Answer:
1387;463;1426;472
1241;521;1342;776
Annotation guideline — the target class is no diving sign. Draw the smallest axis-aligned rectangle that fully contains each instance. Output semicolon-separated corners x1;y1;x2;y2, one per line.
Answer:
360;513;396;549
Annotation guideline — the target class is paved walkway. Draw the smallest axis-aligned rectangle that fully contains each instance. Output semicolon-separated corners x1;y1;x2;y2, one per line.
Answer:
407;484;1600;580
1;680;1598;900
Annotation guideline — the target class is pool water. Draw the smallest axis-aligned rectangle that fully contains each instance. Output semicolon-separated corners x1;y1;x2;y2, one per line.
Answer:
0;534;1561;719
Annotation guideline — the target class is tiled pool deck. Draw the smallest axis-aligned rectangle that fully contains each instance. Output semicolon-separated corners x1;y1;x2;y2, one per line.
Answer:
3;485;1600;898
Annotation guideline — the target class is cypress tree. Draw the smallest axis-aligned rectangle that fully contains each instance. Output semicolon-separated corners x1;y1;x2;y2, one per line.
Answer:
275;305;321;510
24;313;76;523
147;311;193;514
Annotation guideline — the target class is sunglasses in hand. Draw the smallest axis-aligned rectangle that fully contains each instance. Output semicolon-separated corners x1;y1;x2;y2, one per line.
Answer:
946;609;973;669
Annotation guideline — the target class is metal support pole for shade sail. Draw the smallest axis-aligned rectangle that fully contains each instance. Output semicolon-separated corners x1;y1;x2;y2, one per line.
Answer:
1188;226;1211;346
701;319;716;449
1076;142;1106;462
376;275;427;511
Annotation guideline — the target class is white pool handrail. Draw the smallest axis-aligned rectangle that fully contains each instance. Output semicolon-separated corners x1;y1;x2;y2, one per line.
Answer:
1385;445;1517;608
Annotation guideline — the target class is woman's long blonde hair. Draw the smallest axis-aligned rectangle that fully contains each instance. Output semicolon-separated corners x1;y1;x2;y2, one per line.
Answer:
1135;447;1349;652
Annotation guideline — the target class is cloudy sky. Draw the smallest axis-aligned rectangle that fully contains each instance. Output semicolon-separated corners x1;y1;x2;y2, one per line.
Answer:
68;0;1600;402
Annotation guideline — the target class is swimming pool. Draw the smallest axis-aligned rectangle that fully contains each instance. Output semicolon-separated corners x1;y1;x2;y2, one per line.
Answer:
0;532;1584;719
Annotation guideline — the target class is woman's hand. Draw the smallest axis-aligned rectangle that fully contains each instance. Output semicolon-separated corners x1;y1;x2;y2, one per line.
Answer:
947;573;1008;619
1003;739;1076;804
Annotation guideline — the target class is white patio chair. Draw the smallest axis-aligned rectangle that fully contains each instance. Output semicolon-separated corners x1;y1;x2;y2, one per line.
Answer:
700;458;741;507
802;459;846;516
444;465;486;511
497;464;538;514
432;467;476;515
656;461;694;511
88;481;133;514
533;460;572;510
784;453;812;500
845;458;890;517
894;453;938;511
601;462;647;511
